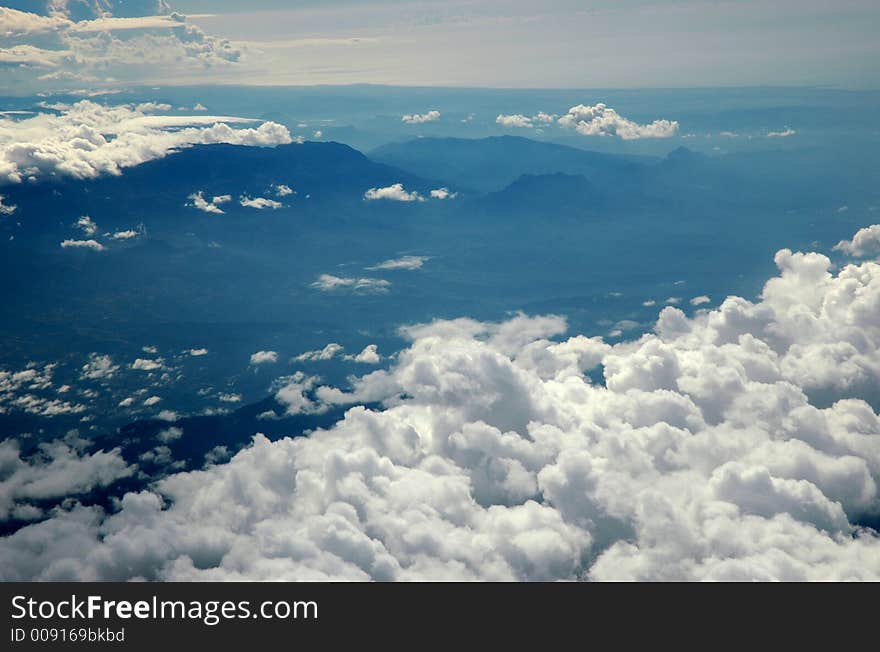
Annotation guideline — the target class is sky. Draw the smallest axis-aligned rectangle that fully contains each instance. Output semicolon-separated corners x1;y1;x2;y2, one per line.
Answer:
1;0;879;92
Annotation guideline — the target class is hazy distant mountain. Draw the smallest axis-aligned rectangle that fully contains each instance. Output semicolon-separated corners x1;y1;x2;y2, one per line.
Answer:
370;135;654;192
475;172;601;218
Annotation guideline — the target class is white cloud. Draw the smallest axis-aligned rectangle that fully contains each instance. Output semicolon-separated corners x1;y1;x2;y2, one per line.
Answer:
139;445;179;469
4;229;880;581
187;191;229;214
310;274;390;294
767;128;796;138
135;102;172;113
558;103;679;140
0;195;17;215
347;344;381;364
157;427;183;444
0;6;240;93
274;372;323;416
218;393;242;403
110;229;138;240
0;101;292;184
131;358;163;371
367;255;429;271
496;114;533;128
60;238;104;251
249;350;278;365
429;187;457;200
143;395;162;407
364;183;424;202
834;225;880;258
188;348;208;357
80;353;118;380
402;110;440;124
690;295;711;306
75;215;98;235
295;343;344;362
0;438;133;521
0;364;87;418
240;196;283;210
204;445;231;465
273;184;294;197
192;103;207;111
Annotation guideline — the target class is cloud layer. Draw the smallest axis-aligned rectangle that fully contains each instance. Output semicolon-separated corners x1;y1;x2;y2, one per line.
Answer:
2;229;879;580
0;100;291;184
0;5;239;91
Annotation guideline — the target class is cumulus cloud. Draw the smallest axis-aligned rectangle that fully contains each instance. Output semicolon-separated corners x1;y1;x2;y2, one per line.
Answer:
558;103;679;140
0;101;291;184
310;274;390;294
60;238;103;251
295;343;344;362
74;215;98;235
135;102;172;113
690;295;711;306
4;229;880;580
157;427;183;444
0;364;88;418
364;183;424;202
834;225;880;258
346;344;381;364
187;191;230;214
188;348;208;356
273;184;294;197
274;372;324;416
496;114;533;128
110;229;138;240
429;187;457;200
80;353;118;380
402;110;440;124
239;196;283;210
249;350;278;365
131;358;163;371
0;437;133;521
367;255;429;271
767;128;797;138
